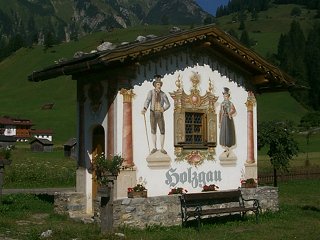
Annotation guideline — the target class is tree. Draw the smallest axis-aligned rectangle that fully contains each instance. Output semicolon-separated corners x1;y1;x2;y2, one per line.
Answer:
238;19;246;30
258;121;299;187
291;6;302;17
305;22;320;110
44;32;54;50
299;111;320;166
276;20;307;107
240;30;251;47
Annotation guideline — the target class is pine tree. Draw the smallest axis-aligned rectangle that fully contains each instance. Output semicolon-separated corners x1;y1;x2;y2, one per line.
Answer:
276;20;308;106
305;23;320;110
240;30;251;47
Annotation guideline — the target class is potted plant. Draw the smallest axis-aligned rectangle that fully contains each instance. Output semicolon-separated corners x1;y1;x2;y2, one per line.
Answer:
92;153;124;186
168;187;188;195
241;178;257;188
202;184;219;192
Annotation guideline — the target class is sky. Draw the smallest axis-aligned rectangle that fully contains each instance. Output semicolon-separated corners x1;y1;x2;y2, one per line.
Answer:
195;0;229;16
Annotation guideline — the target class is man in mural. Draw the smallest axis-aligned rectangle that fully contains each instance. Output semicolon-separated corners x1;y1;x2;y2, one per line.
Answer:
219;87;236;157
142;75;171;154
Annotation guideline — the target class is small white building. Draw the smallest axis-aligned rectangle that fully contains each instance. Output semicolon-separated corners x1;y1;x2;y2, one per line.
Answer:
29;24;296;215
30;129;53;141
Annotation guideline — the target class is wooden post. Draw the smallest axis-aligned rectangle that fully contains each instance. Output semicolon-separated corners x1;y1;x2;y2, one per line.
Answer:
0;165;4;202
100;180;114;233
0;159;11;203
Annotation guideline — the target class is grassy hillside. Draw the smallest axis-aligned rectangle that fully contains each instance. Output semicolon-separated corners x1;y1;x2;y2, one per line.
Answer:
0;25;177;144
0;3;313;144
216;4;317;56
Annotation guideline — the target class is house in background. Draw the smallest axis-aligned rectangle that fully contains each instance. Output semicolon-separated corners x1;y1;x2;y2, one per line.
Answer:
30;129;53;141
64;138;77;158
30;138;53;152
0;116;33;141
0;116;53;142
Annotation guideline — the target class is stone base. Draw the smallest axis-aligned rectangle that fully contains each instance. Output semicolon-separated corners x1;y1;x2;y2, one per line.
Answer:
115;168;137;199
244;163;257;180
76;167;86;193
219;150;237;166
146;150;171;168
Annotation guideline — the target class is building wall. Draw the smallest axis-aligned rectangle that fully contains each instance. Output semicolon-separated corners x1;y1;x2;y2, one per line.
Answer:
80;58;258;212
116;64;257;196
33;134;52;141
3;125;16;136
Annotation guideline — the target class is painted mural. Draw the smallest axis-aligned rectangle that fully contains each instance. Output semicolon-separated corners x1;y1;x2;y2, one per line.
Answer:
219;87;237;163
141;74;171;155
123;65;256;197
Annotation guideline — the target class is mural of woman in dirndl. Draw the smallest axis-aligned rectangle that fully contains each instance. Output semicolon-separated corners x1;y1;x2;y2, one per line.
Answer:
219;87;237;161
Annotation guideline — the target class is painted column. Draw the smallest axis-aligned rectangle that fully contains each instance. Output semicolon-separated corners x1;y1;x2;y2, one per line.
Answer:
245;91;256;164
120;88;135;167
107;101;115;157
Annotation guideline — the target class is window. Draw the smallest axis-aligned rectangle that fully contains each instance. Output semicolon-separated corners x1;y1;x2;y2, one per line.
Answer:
184;112;207;147
170;73;218;161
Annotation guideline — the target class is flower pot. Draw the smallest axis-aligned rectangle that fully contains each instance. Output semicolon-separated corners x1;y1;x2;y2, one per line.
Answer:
241;182;257;188
127;191;147;198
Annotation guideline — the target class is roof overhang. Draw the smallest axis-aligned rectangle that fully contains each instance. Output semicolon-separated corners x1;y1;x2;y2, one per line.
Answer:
28;24;297;93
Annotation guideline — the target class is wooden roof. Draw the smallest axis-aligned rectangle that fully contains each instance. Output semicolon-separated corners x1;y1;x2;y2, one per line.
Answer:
30;129;53;135
29;138;53;146
28;24;297;93
63;137;77;147
0;116;33;126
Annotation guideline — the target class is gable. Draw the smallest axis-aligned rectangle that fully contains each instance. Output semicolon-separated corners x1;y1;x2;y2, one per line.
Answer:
28;24;295;93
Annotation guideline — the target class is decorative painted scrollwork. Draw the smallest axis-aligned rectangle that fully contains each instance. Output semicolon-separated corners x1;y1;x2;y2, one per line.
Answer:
170;72;218;166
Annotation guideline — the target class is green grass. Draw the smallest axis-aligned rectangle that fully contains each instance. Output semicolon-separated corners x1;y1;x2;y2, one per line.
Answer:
0;179;319;240
216;4;318;57
258;132;320;173
0;25;188;144
4;145;76;188
256;92;308;124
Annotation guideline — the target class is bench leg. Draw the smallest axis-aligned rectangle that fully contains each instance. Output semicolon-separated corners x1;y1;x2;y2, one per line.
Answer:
255;209;259;223
195;207;202;231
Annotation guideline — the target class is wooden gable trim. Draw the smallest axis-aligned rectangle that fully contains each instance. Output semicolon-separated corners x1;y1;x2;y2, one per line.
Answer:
28;24;296;92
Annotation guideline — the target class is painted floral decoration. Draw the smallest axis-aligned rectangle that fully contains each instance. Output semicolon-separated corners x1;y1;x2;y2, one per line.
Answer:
202;184;219;192
168;187;188;195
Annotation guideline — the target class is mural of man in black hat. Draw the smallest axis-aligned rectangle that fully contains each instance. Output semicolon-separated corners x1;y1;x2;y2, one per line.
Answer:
219;87;236;154
142;74;171;154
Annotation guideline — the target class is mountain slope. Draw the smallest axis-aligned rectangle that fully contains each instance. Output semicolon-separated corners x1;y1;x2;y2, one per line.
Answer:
0;3;312;144
144;0;210;25
0;0;211;44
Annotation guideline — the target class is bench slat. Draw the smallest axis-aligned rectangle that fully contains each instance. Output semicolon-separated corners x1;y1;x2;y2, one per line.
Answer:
186;206;257;217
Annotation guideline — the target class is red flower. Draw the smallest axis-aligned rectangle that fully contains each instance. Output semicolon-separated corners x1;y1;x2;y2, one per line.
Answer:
202;184;219;192
168;187;188;195
127;187;134;192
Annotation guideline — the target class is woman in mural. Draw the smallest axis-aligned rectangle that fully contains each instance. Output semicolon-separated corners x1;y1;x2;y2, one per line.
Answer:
219;87;236;156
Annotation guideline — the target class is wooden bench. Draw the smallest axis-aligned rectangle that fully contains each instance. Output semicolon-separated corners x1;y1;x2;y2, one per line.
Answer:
179;189;260;229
